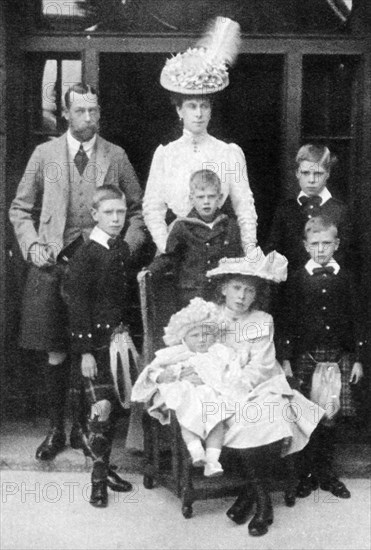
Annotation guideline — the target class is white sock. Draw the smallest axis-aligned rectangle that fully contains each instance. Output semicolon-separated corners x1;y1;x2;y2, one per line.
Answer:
205;447;221;464
187;439;204;454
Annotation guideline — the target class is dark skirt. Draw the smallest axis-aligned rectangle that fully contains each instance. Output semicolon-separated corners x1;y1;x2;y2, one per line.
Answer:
293;349;357;417
20;264;69;351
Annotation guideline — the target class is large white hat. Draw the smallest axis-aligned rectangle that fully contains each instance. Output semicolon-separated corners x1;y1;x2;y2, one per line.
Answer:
160;17;240;95
206;247;288;283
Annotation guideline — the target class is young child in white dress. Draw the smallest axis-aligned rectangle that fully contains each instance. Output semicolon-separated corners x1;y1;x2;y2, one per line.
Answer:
131;297;249;477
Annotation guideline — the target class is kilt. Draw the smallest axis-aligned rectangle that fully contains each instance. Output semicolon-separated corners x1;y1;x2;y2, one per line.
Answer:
70;333;140;411
20;264;69;351
71;346;118;408
293;348;357;417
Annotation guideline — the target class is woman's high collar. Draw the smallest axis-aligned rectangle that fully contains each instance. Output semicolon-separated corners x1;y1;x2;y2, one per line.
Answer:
182;128;209;145
221;306;250;322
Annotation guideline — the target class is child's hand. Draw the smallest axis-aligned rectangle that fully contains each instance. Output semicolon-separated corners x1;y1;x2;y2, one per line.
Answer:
157;369;178;384
350;362;363;384
180;366;203;386
81;353;97;379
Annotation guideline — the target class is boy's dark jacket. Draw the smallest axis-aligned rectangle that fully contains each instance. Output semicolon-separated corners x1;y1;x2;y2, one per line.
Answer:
149;208;243;293
265;197;353;271
279;265;365;362
63;237;130;354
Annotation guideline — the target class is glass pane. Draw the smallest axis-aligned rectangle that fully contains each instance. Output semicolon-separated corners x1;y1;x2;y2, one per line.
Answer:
62;60;82;99
29;55;81;144
42;59;57;133
302;56;358;138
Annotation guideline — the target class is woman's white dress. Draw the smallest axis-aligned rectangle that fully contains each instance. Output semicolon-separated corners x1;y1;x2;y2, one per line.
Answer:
143;129;257;253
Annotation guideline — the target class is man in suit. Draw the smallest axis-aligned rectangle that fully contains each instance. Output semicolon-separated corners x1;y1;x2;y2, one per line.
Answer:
9;83;146;464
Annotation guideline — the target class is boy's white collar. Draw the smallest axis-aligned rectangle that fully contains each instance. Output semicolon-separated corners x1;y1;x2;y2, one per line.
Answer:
305;258;340;275
297;187;332;206
89;226;111;249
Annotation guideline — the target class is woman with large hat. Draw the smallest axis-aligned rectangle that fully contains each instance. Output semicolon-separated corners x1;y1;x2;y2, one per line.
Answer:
143;17;257;254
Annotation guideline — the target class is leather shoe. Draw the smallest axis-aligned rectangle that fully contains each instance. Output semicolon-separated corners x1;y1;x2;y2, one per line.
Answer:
320;477;351;499
107;468;133;492
90;481;108;508
35;428;66;461
248;503;273;537
284;489;296;507
226;489;255;525
296;473;319;498
248;485;273;537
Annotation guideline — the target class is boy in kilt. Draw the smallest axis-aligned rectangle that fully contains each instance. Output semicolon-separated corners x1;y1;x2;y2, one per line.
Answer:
280;215;365;500
64;185;138;507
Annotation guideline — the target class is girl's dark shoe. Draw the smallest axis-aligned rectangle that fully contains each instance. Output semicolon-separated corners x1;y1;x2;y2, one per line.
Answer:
284;489;296;507
248;484;273;537
296;473;319;498
226;487;255;525
320;477;351;499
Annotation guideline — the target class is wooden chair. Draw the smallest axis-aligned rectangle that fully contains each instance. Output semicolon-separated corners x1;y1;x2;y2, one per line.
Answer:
137;270;297;518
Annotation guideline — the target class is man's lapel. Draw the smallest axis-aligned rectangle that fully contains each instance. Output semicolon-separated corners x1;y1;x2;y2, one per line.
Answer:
50;134;70;210
94;136;111;187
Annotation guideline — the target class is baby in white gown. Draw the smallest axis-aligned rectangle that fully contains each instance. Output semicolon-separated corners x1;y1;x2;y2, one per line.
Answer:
131;298;249;477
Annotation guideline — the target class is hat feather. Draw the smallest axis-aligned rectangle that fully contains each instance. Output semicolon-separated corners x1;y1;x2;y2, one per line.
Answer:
197;16;241;67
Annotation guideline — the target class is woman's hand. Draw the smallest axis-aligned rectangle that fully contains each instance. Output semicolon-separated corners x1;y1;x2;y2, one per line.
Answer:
350;362;363;384
81;353;97;379
179;366;203;386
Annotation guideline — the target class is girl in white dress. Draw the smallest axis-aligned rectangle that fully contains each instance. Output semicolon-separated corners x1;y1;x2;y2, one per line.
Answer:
143;18;257;254
205;249;324;536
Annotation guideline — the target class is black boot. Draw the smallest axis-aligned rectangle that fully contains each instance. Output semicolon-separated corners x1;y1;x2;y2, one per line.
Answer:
317;426;351;499
103;418;133;493
226;483;255;525
36;360;68;460
296;433;319;498
284;455;297;507
88;418;110;508
69;386;89;451
248;482;273;537
91;460;109;508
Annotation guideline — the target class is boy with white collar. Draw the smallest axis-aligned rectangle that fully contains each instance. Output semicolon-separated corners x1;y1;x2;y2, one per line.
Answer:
281;216;364;501
64;185;137;508
266;144;352;272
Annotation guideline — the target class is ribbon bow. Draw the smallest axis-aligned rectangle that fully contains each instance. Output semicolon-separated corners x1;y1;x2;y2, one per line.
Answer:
312;266;335;275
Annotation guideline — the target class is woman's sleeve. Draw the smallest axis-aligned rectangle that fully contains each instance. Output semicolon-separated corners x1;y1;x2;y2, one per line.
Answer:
227;143;257;252
143;145;169;253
